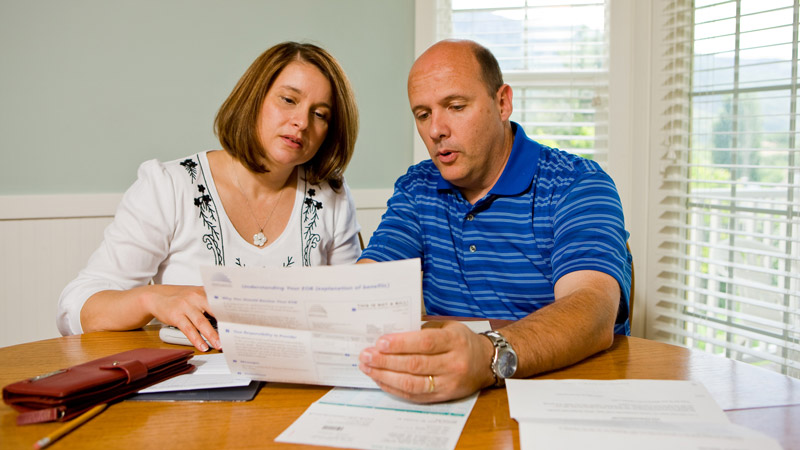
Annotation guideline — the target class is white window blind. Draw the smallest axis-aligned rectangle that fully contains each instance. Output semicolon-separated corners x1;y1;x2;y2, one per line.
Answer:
436;0;609;163
654;0;800;377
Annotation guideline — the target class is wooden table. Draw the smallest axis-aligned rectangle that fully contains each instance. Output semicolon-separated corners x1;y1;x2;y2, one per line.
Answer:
2;324;799;450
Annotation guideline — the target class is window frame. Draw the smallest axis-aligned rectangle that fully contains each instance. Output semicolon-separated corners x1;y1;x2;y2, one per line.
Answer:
648;0;800;377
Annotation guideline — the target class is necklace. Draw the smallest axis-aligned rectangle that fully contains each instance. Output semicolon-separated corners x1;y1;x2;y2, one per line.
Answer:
230;158;285;247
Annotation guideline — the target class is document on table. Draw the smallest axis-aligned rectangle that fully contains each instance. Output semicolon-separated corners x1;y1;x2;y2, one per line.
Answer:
137;354;251;393
506;379;781;450
275;387;479;450
200;259;422;389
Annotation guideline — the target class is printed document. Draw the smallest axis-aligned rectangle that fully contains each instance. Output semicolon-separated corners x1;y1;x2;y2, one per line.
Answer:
200;259;422;388
275;387;479;450
506;379;781;450
275;321;489;450
138;354;250;393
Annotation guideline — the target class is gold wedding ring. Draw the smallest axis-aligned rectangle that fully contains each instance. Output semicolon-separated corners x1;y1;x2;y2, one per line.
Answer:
427;375;435;393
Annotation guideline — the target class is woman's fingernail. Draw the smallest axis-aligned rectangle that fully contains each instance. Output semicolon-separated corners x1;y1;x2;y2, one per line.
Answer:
377;338;390;351
360;351;372;364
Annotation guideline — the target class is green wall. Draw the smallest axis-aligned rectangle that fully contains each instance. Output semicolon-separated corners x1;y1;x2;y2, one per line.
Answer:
0;0;414;194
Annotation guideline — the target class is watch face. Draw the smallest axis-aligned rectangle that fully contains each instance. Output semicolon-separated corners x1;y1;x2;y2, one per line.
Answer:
497;349;518;378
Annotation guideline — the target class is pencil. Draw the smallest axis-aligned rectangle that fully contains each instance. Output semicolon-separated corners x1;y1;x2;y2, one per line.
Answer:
33;403;108;450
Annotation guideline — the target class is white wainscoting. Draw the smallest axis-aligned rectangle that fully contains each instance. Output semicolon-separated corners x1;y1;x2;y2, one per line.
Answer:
0;189;391;348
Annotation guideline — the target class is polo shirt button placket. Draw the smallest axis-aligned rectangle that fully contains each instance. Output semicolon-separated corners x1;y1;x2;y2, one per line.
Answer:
465;212;477;253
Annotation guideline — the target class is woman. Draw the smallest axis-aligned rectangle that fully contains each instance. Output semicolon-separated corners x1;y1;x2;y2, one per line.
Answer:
58;42;361;351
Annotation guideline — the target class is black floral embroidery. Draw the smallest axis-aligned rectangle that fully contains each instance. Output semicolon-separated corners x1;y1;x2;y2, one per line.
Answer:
302;186;323;266
194;185;212;208
194;183;223;265
303;197;323;210
183;156;224;266
283;256;295;267
235;258;244;267
180;159;198;182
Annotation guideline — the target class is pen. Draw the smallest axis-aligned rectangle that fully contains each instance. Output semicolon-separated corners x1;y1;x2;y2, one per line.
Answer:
33;403;108;450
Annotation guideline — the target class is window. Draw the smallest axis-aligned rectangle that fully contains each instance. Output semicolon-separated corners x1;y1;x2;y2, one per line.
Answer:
435;0;610;163
654;0;800;377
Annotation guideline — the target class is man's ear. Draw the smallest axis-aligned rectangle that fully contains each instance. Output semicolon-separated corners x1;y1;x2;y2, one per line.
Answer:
496;84;513;121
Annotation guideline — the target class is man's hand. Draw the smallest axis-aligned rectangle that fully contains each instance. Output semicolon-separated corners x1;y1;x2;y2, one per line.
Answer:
358;321;495;403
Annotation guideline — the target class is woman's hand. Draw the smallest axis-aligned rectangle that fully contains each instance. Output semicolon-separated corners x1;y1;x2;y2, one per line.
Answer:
81;285;221;352
140;285;221;352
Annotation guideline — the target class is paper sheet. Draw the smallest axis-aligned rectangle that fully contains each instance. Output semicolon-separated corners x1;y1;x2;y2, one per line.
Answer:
506;379;781;450
201;259;422;388
518;421;782;450
275;387;479;450
138;354;251;393
454;320;491;333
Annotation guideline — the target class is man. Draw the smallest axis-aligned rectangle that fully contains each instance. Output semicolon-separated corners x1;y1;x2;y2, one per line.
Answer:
358;40;631;403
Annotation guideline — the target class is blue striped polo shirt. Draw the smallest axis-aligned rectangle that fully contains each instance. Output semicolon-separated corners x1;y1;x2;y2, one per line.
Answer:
361;122;632;335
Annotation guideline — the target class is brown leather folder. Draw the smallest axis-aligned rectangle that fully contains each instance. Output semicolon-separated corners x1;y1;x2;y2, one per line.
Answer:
2;348;194;425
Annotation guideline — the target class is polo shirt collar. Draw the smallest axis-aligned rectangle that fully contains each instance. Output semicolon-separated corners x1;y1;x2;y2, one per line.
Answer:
436;121;540;197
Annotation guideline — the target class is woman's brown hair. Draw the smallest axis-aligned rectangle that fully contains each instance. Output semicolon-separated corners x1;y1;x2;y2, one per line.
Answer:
214;42;358;190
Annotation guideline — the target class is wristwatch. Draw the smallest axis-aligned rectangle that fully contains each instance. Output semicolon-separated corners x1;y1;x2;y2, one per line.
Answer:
480;330;518;387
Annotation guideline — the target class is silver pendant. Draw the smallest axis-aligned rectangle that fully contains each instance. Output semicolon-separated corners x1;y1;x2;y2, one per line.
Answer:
253;231;267;247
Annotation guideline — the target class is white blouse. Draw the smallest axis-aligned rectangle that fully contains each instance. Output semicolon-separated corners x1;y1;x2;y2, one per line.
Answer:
58;151;362;335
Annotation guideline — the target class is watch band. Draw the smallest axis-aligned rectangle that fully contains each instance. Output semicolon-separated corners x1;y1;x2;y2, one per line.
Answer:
480;330;517;387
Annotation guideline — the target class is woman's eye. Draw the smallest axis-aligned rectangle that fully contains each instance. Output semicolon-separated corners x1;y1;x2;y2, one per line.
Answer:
281;96;296;105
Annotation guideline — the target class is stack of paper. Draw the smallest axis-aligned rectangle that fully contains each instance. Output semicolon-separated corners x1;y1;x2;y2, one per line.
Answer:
276;387;478;450
506;379;781;450
137;354;250;393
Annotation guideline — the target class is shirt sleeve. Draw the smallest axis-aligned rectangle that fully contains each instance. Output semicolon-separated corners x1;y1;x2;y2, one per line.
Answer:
359;171;424;262
326;179;362;265
550;170;632;322
57;160;177;335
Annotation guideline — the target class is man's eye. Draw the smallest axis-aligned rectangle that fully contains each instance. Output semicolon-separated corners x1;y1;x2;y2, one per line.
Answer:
451;104;465;111
415;112;429;121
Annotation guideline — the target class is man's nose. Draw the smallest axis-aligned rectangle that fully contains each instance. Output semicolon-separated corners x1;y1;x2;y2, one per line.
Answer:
428;112;449;141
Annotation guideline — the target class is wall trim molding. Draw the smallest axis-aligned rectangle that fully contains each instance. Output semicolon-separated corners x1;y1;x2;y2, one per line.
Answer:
0;194;124;220
0;189;393;220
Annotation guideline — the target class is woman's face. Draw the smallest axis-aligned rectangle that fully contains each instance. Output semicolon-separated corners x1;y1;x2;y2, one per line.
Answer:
257;61;333;170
